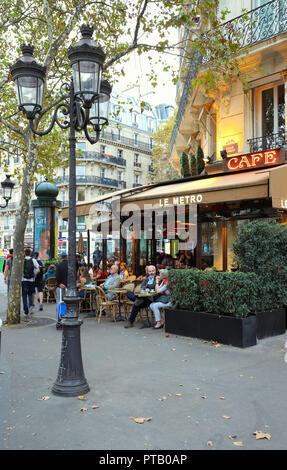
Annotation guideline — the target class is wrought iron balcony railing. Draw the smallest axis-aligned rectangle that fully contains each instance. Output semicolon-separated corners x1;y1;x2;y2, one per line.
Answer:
55;175;127;189
100;130;152;152
248;131;287;153
214;0;287;52
77;151;126;167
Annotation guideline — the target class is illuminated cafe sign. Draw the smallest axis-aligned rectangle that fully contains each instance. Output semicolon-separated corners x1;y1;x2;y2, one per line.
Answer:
224;148;285;172
159;194;203;207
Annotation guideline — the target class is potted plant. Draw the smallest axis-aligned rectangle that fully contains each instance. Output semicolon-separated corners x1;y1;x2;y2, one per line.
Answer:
232;220;287;339
166;269;258;348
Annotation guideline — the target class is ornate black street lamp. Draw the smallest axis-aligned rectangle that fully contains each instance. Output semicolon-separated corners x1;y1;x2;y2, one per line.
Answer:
10;25;112;397
0;175;15;208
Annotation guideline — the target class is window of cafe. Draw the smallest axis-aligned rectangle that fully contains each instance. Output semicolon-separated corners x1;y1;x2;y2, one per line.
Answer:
254;83;285;149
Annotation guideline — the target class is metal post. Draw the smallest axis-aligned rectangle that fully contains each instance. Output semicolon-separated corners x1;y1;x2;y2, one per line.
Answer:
52;81;90;397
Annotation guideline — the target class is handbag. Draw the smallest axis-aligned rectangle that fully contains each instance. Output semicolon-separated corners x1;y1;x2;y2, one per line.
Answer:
154;293;170;304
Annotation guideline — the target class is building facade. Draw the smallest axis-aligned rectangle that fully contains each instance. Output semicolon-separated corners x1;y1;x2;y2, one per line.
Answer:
167;0;287;270
0;93;173;257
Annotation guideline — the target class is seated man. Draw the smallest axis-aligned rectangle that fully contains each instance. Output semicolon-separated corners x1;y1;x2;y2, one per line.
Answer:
125;265;157;328
100;264;121;301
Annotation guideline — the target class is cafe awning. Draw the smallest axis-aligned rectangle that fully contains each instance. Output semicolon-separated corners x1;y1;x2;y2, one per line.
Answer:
120;168;271;209
61;163;287;220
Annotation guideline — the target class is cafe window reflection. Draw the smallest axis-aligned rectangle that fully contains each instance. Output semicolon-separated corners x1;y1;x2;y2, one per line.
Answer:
201;221;223;270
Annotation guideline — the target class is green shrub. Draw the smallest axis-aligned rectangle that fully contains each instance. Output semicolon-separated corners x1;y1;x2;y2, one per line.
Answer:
196;145;205;174
232;219;287;310
169;269;201;311
169;269;260;317
180;151;190;178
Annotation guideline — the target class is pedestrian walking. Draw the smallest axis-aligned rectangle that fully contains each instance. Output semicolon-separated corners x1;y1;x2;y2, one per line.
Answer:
33;252;45;311
22;248;39;320
3;248;13;294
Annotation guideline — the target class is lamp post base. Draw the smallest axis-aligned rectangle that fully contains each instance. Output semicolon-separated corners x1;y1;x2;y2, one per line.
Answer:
52;316;90;397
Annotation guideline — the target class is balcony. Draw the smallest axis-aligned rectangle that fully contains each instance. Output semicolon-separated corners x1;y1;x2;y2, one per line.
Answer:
248;131;287;153
208;0;287;55
134;162;142;169
55;175;124;189
77;151;126;167
100;130;152;152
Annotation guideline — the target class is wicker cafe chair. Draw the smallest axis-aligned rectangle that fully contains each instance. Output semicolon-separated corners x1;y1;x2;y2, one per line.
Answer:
95;286;117;323
121;283;135;319
78;288;95;314
43;277;57;303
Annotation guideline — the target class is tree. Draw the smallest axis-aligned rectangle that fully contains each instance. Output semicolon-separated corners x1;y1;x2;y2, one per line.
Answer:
0;0;251;323
196;144;205;175
189;153;196;176
148;113;179;183
180;151;190;178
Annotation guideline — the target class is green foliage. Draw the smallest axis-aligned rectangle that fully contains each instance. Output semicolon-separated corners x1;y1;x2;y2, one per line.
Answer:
180;151;190;178
168;267;286;317
196;145;205;174
149;113;180;183
189;153;197;176
232;220;287;310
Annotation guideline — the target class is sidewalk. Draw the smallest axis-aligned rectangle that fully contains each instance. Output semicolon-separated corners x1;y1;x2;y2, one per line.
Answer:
1;276;287;450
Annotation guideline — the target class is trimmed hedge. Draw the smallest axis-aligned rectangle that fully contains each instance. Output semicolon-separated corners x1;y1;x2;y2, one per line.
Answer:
168;269;286;318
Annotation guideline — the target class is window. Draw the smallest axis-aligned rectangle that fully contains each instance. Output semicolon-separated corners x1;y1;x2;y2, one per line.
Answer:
118;128;122;140
77;215;85;225
135;174;140;185
132;112;138;126
100;168;106;179
5;215;9;229
254;83;285;149
148;118;154;131
77;142;86;151
78;190;85;201
118;171;123;181
100;145;106;154
118;149;123;159
149;137;153;150
76;165;85;176
134;133;138;146
134;153;141;167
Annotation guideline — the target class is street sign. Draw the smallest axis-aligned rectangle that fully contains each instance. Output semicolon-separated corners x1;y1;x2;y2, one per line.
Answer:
59;239;63;245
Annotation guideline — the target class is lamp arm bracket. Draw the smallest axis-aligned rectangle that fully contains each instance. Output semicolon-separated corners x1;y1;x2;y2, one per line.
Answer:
84;125;100;144
29;102;70;136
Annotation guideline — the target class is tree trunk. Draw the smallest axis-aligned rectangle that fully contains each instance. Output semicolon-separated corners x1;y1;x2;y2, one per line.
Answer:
7;132;38;324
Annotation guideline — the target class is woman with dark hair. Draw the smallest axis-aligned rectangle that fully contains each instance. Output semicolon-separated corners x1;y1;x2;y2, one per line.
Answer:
78;266;91;298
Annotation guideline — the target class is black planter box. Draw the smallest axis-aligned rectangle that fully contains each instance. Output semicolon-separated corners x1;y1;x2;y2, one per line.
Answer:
165;308;257;348
256;308;286;339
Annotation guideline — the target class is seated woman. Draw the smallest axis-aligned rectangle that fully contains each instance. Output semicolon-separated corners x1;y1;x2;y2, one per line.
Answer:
149;269;172;329
125;265;157;328
119;262;129;281
43;264;56;281
78;267;91;298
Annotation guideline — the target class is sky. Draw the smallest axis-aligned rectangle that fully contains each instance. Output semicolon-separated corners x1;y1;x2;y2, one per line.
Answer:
112;30;179;108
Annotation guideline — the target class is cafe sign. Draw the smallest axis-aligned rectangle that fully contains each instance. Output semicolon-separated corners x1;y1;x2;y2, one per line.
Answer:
159;194;203;207
224;148;285;172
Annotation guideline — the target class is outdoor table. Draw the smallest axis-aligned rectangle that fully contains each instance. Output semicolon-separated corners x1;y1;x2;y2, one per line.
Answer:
135;291;155;328
82;285;98;317
109;288;128;321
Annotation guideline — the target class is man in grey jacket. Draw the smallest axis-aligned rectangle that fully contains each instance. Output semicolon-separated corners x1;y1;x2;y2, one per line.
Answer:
100;264;121;301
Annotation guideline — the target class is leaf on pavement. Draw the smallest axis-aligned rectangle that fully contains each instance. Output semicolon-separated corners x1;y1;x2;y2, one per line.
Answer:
37;396;50;401
253;430;271;440
78;395;87;401
233;441;243;446
130;416;152;424
80;407;88;412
